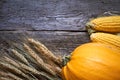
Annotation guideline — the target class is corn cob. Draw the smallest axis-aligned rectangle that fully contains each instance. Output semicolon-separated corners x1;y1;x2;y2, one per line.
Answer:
90;33;120;52
86;16;120;33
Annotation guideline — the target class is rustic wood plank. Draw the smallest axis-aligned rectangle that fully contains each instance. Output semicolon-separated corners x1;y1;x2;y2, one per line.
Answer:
0;31;90;56
0;0;119;79
0;0;120;31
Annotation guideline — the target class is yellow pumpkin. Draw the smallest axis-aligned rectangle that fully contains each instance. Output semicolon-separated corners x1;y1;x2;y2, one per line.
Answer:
62;42;120;80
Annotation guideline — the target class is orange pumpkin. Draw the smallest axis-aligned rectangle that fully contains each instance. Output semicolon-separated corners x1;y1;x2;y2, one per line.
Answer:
62;42;120;80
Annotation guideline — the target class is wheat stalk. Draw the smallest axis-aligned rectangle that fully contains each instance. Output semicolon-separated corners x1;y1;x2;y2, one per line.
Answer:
11;49;30;65
3;56;46;79
0;61;30;79
17;61;55;80
0;71;23;80
4;48;59;79
0;77;13;80
28;38;62;65
4;56;20;68
0;38;62;79
28;38;62;75
23;43;56;76
14;46;38;65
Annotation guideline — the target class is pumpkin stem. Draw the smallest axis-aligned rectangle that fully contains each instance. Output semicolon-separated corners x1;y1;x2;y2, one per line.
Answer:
62;55;71;66
115;33;120;36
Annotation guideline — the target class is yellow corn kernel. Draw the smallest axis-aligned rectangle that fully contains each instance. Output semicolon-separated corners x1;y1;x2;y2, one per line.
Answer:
90;33;120;52
86;16;120;33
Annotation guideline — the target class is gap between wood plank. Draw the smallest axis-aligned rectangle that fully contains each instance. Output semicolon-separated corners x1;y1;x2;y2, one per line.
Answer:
0;30;87;32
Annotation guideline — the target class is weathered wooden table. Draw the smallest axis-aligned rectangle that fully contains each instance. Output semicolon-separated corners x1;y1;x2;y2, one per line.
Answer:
0;0;120;56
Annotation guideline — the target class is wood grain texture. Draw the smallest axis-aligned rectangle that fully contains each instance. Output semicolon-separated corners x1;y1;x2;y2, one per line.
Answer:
0;31;90;56
0;0;120;31
0;0;119;79
0;0;120;55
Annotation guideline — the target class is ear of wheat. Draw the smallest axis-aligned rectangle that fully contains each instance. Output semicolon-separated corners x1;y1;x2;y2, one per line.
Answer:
0;38;62;80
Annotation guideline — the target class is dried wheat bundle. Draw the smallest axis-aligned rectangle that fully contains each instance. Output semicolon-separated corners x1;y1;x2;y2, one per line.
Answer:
0;38;62;80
